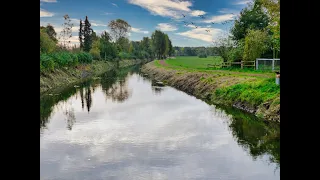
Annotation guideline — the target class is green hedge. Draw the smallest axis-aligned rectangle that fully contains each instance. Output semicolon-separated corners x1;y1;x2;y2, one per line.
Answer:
40;52;93;73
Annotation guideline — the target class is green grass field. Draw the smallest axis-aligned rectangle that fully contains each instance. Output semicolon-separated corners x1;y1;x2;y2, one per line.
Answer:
165;56;223;70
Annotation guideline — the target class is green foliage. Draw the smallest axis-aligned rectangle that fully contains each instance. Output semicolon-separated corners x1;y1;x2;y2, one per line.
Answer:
90;38;101;60
243;29;269;61
198;53;207;58
77;52;93;63
40;29;56;53
40;54;55;72
118;52;132;60
227;41;244;62
215;78;280;107
231;0;269;41
83;16;93;52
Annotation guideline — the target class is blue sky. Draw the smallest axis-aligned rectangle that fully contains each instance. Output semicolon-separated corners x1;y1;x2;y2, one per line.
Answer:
40;0;252;47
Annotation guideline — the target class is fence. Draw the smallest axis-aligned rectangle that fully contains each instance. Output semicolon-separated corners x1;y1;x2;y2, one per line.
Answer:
256;58;280;71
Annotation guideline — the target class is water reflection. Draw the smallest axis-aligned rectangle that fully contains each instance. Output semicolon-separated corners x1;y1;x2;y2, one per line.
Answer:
40;65;139;131
40;64;280;179
213;105;280;166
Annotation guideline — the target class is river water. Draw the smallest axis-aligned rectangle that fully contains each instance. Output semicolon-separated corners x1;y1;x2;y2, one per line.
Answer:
40;65;280;180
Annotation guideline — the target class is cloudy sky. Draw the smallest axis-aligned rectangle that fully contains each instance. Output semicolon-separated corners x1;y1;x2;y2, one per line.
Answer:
40;0;251;47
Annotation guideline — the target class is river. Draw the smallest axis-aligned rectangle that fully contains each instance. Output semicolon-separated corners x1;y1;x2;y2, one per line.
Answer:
40;65;280;180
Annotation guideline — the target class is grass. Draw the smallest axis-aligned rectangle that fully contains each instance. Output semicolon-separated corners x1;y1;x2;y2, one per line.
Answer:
158;56;275;74
214;78;280;107
148;56;280;120
165;56;223;70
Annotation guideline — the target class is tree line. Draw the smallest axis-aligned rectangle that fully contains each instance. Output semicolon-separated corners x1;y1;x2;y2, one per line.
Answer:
174;0;280;62
40;16;174;73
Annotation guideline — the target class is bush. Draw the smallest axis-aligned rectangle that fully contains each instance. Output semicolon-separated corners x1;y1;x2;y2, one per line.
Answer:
77;52;93;64
40;53;55;72
198;53;207;58
90;49;101;60
118;52;131;60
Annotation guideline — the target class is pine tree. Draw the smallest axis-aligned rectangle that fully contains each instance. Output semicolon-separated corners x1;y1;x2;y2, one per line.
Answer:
83;16;92;52
79;19;84;50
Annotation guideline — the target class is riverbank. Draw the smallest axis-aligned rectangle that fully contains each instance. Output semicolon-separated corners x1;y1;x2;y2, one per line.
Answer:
141;61;280;122
40;59;146;94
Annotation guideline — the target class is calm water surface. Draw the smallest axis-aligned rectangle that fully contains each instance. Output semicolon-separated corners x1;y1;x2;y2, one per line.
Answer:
40;66;280;180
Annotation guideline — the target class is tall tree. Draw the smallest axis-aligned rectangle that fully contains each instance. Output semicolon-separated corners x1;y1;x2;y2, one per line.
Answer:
261;0;280;57
231;0;269;42
59;14;73;49
79;19;84;50
83;16;93;52
108;19;131;43
243;29;269;61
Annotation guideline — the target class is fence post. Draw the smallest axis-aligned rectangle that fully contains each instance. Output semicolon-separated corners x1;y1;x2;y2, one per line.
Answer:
272;59;275;71
241;61;243;69
256;59;258;70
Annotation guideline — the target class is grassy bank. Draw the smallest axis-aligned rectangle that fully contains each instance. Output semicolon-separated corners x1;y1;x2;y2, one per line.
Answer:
141;58;280;122
40;59;145;94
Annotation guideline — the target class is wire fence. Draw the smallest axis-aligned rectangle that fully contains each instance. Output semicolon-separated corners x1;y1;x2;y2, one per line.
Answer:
256;58;280;71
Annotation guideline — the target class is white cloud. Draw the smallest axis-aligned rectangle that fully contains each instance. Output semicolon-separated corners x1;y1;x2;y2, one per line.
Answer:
202;14;236;23
128;0;192;19
40;9;54;17
91;23;107;27
176;27;224;43
111;3;118;7
190;10;206;17
156;23;178;31
40;0;57;2
131;27;149;34
233;0;251;5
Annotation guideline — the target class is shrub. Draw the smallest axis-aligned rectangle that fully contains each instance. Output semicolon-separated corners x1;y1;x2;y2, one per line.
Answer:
77;52;93;63
198;53;207;58
40;53;55;71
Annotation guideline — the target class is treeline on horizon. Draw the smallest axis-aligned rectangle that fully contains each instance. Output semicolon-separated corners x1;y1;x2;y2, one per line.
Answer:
174;0;279;62
40;0;279;72
40;15;174;73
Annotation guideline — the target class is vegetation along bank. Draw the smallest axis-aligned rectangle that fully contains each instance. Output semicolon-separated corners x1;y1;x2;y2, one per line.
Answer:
141;58;280;122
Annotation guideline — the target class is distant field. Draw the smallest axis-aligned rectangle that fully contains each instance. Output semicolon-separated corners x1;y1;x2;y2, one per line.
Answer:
165;56;223;70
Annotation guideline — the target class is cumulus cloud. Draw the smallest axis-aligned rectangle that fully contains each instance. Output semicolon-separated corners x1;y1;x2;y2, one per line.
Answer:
202;14;236;23
131;27;149;34
190;10;206;17
156;23;178;31
128;0;192;19
40;9;54;17
176;27;224;43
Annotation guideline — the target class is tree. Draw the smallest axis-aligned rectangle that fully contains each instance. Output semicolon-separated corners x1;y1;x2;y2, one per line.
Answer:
79;19;84;50
261;0;280;57
215;36;234;62
40;28;56;53
128;42;134;53
59;14;73;49
108;19;131;43
45;24;58;43
243;29;269;61
100;31;117;60
231;0;269;42
117;37;130;52
83;16;93;52
151;30;165;59
90;36;101;60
